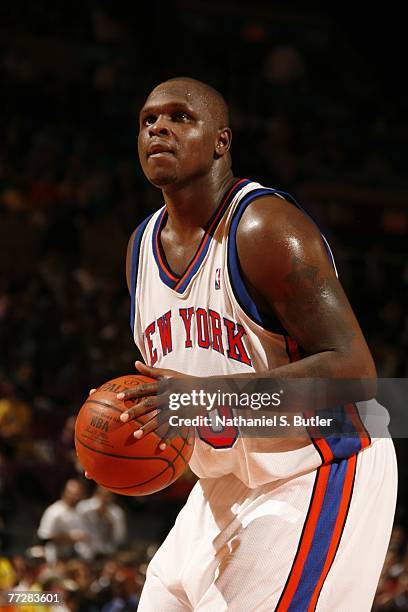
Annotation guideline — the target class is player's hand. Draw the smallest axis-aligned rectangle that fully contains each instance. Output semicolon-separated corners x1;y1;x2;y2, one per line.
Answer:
116;360;190;409
117;361;196;450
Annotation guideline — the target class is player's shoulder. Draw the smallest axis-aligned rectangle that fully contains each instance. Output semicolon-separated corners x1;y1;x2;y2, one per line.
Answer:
235;184;333;278
126;210;158;293
127;207;164;260
236;186;322;247
127;209;158;249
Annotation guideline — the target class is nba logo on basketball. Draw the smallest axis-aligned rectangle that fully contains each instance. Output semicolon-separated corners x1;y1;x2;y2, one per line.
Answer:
215;268;221;290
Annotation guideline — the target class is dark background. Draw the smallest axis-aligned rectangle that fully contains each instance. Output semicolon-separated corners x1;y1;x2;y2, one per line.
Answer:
0;2;406;608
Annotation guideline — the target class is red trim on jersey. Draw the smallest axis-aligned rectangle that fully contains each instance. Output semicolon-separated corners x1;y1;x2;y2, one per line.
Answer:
173;178;247;290
305;411;334;464
154;209;179;281
286;336;301;362
285;338;335;465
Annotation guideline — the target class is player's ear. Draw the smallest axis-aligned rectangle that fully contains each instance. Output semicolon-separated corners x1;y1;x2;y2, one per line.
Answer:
214;127;232;159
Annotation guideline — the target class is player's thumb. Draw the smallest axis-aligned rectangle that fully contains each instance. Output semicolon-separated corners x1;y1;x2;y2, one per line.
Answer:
135;360;158;377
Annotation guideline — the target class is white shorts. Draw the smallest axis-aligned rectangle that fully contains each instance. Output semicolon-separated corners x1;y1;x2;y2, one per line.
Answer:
138;438;397;611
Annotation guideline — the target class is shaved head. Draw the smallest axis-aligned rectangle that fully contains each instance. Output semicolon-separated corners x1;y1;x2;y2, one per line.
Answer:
149;77;229;128
138;76;232;187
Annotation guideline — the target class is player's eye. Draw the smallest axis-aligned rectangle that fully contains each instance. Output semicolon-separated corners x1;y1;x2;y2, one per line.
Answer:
173;111;190;122
144;115;156;126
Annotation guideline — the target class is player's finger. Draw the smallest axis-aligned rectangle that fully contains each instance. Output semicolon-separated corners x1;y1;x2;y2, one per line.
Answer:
89;388;97;395
135;361;164;379
116;382;158;400
119;396;159;422
133;408;171;439
84;471;93;480
158;430;172;450
134;414;174;443
133;414;159;438
157;424;177;450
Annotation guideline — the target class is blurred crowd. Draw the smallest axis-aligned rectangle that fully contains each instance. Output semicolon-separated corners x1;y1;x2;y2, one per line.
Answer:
1;2;407;609
0;540;150;611
0;479;144;611
373;526;408;611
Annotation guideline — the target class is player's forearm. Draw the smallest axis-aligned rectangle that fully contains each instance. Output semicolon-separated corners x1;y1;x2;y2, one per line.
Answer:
266;348;375;380
218;349;377;412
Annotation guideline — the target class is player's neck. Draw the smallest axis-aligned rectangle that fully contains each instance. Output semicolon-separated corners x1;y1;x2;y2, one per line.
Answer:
161;170;236;232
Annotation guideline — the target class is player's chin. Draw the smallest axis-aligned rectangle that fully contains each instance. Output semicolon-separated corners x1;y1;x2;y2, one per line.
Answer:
146;171;178;188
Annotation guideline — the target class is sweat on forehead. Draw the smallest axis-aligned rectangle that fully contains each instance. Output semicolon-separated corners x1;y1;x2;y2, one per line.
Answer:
146;77;229;127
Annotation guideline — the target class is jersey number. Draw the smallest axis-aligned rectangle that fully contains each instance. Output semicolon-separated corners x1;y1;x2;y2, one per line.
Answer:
197;406;239;449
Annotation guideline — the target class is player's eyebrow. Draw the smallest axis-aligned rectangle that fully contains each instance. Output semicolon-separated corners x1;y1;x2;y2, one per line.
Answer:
139;100;196;119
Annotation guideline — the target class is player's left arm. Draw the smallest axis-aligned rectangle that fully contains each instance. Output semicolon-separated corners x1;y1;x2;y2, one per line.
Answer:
236;194;376;382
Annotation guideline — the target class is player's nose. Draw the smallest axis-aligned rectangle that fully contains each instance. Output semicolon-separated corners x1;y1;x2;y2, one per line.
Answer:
148;115;170;137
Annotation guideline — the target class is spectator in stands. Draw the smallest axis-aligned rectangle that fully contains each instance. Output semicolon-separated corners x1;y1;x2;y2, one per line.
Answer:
77;486;126;559
37;479;89;563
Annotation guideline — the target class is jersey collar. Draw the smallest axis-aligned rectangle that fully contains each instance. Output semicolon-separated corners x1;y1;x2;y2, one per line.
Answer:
152;178;250;293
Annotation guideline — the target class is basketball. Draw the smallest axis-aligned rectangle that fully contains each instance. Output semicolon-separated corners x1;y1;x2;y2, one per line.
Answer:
74;374;194;496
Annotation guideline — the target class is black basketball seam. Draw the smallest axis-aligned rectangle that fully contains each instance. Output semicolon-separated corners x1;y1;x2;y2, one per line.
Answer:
98;461;176;489
84;398;193;466
75;435;173;466
75;435;177;488
81;379;191;489
75;430;192;488
86;399;125;413
75;435;177;489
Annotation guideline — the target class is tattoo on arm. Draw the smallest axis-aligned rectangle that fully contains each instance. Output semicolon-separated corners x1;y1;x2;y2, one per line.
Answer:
284;256;319;293
282;256;356;352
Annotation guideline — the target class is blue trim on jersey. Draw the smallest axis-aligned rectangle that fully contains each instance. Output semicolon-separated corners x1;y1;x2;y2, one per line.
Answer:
176;180;252;293
324;433;363;459
228;188;289;333
315;404;370;460
152;179;251;293
152;209;179;289
130;214;154;332
274;190;337;272
289;459;352;610
227;186;337;334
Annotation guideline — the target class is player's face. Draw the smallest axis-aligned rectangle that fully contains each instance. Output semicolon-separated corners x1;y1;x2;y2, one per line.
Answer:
138;83;217;187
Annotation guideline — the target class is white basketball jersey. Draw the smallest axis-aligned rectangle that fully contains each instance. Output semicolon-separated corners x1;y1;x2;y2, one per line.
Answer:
130;179;372;487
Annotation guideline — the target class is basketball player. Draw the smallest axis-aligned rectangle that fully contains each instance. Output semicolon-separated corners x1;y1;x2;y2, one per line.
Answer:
118;78;397;610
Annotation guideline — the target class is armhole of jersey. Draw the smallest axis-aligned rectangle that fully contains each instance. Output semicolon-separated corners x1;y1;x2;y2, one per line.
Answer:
276;190;338;276
227;187;338;334
129;214;154;332
227;188;289;334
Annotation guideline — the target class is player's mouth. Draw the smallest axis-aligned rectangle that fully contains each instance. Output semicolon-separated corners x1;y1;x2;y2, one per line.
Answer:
147;142;175;158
